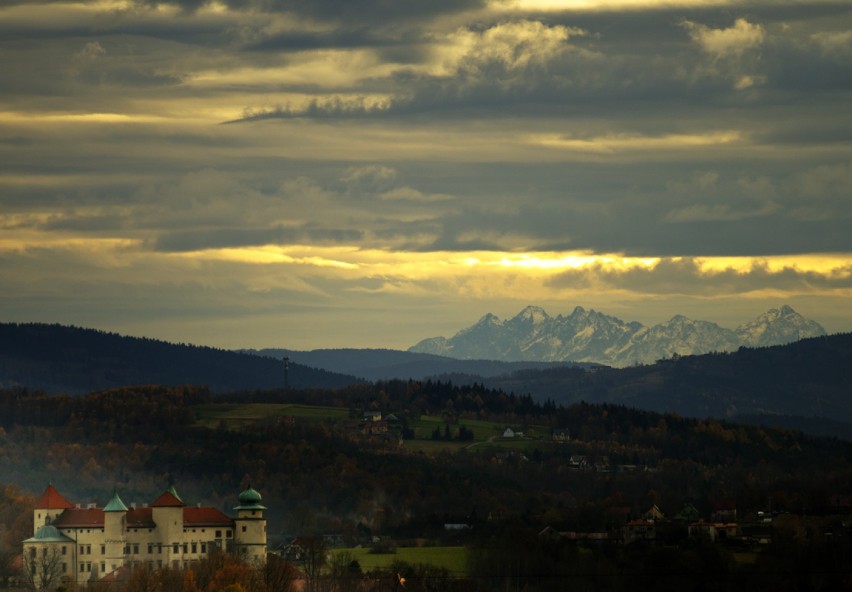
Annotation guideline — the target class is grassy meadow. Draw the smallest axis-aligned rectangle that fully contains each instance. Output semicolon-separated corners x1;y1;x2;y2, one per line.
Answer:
329;546;470;575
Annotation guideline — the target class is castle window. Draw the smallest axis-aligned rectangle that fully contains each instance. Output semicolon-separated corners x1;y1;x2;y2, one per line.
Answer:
201;543;207;554
62;563;67;573
29;548;35;558
62;546;67;555
191;543;197;554
242;526;246;532
226;530;232;538
215;530;221;538
182;544;188;554
100;545;105;555
133;544;139;555
172;544;179;554
148;544;154;554
101;562;105;573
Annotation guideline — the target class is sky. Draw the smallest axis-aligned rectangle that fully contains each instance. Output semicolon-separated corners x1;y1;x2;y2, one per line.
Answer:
1;0;851;350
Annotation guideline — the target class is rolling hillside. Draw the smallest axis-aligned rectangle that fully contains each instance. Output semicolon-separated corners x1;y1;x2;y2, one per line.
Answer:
0;323;361;393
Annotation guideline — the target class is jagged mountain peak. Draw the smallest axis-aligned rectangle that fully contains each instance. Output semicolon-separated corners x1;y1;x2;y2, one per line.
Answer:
409;305;827;367
511;305;550;324
736;304;826;347
476;312;502;326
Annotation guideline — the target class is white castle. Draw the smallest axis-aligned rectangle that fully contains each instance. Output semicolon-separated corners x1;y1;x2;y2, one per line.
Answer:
23;483;267;588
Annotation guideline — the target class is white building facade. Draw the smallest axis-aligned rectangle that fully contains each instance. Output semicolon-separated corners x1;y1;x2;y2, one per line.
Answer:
24;484;267;588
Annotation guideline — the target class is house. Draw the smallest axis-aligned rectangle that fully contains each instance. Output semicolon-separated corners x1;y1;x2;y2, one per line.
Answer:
688;520;737;542
622;519;656;544
23;484;267;588
711;499;737;523
551;429;570;442
502;427;515;438
360;420;388;435
644;505;665;522
568;455;588;469
673;503;700;523
363;411;382;422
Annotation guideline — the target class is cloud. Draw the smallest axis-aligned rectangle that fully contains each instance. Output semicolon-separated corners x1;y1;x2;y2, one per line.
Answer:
811;30;852;56
681;18;765;60
546;257;852;296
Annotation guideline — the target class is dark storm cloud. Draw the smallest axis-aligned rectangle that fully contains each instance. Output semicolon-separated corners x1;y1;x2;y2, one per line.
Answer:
218;3;852;127
123;0;486;22
153;225;363;252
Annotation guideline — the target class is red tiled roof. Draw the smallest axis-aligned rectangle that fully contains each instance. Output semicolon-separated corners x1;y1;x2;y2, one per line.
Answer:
150;491;184;507
48;505;233;529
99;565;130;583
52;508;104;528
127;508;155;528
183;506;233;527
35;485;74;510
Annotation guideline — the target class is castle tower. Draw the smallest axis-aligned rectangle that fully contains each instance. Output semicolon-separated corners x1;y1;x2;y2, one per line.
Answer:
33;484;73;534
150;487;185;565
233;486;267;564
102;491;128;575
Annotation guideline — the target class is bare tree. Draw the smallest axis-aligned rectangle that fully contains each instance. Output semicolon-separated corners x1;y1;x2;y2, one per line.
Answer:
263;554;299;592
22;547;65;592
0;539;19;589
294;536;326;592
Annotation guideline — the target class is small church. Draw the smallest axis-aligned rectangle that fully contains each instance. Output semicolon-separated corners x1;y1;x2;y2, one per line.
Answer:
23;483;267;587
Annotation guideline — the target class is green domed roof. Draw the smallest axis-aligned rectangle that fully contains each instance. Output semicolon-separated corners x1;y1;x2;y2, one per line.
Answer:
234;486;266;511
239;487;262;504
25;525;73;543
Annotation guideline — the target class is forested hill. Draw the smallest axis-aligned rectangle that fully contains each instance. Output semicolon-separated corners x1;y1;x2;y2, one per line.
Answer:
0;323;361;393
487;333;852;436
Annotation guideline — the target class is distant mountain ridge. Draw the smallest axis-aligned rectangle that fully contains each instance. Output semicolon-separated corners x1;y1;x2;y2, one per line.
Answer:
0;323;361;393
409;305;826;367
241;348;591;382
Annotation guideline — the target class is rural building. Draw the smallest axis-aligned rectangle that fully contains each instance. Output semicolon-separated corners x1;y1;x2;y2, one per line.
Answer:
23;484;267;588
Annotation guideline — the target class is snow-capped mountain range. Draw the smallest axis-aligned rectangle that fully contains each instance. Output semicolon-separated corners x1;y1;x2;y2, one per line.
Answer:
408;305;826;367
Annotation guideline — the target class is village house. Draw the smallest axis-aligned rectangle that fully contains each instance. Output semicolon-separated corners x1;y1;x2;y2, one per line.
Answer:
551;428;570;443
23;484;267;588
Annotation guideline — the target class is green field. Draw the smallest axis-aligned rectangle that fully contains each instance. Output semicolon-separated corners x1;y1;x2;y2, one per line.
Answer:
412;415;505;441
194;403;349;429
329;546;469;575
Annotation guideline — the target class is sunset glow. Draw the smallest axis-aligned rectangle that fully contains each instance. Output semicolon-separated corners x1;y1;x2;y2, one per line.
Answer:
1;0;850;349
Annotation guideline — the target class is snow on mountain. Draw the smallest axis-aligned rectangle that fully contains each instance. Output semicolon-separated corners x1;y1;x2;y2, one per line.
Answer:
408;305;826;367
736;305;826;347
